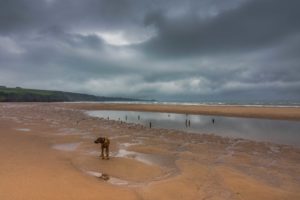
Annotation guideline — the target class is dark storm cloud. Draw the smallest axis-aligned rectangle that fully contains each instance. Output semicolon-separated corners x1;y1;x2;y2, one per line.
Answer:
0;0;53;35
0;0;299;101
0;0;139;35
140;0;300;57
0;0;245;36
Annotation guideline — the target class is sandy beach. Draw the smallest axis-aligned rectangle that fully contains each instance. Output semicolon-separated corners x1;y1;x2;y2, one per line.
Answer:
0;102;299;200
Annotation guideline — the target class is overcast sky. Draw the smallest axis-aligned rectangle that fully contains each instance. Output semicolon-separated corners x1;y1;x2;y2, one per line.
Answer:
1;0;300;102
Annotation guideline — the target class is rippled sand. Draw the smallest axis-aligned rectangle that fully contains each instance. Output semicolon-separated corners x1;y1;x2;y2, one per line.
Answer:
0;103;299;200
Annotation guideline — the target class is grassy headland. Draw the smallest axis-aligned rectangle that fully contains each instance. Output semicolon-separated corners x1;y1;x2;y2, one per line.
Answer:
0;86;139;102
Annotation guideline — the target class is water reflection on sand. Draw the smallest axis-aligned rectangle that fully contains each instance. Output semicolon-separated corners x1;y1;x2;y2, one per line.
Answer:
52;142;81;151
87;110;300;146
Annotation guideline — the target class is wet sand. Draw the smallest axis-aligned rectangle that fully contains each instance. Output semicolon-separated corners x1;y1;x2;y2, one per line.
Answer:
0;103;299;200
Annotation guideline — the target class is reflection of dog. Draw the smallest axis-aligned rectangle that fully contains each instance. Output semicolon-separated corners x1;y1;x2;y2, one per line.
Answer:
94;137;110;159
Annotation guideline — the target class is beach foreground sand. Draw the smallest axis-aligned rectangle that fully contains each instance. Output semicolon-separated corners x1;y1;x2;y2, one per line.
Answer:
0;103;299;200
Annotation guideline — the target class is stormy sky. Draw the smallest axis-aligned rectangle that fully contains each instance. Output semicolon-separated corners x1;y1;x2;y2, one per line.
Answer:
1;0;300;102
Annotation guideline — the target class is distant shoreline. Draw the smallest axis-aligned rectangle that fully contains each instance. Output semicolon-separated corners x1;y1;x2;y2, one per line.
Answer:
64;102;300;121
63;101;300;108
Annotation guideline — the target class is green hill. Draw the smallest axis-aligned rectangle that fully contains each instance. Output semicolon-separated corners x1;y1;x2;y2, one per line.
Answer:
0;86;140;102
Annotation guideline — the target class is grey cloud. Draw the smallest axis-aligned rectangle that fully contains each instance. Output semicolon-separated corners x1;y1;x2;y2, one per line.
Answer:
0;0;245;36
0;0;51;35
0;0;154;36
140;0;300;57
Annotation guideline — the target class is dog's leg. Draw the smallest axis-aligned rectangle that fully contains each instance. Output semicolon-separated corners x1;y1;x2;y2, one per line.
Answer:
101;145;105;159
105;146;109;160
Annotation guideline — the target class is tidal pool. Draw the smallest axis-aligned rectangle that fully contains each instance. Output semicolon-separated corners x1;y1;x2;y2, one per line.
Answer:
52;142;81;151
87;110;300;146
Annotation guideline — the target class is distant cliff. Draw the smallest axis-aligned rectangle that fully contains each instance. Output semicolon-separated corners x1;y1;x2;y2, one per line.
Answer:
0;87;141;102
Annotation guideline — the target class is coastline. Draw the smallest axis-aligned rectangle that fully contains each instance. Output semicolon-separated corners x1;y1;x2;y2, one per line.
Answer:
1;103;299;200
64;102;300;121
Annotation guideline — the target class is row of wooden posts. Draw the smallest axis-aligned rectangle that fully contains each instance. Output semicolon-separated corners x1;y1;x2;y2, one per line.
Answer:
106;114;215;129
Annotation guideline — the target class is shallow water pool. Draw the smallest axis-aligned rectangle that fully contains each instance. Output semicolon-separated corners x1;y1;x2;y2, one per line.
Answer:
87;110;300;146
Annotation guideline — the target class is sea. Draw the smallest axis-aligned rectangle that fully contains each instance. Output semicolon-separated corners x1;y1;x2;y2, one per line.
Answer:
68;100;300;108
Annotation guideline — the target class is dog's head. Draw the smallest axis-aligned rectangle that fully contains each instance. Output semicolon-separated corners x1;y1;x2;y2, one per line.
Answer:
94;137;105;144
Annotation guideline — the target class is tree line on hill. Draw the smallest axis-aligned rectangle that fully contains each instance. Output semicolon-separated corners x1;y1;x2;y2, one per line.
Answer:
0;87;141;102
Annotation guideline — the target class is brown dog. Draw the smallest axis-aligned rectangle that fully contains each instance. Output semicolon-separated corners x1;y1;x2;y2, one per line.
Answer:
94;137;110;159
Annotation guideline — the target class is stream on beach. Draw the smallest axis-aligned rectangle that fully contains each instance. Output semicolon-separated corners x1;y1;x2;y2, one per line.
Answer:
87;110;300;146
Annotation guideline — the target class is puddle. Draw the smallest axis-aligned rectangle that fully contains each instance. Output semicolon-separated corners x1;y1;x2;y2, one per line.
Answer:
121;143;136;148
109;135;130;139
120;141;143;148
85;170;129;186
85;147;160;166
108;177;129;185
52;142;81;151
86;171;102;177
84;143;178;186
84;150;100;156
113;141;176;168
15;128;31;132
115;149;156;165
